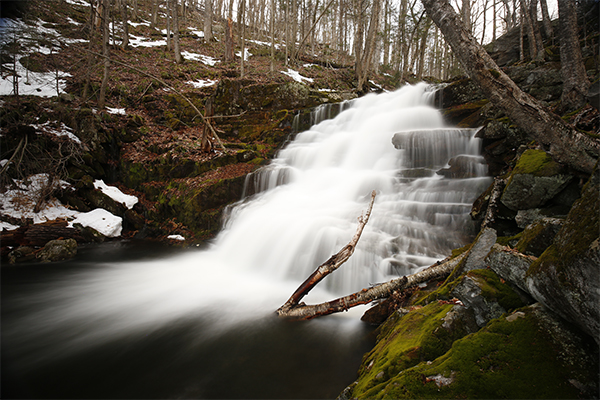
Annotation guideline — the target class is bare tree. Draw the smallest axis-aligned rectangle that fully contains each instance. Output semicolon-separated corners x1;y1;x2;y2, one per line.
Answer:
98;0;110;109
121;0;129;49
421;0;599;175
173;0;183;63
539;0;554;39
204;0;214;41
558;0;590;111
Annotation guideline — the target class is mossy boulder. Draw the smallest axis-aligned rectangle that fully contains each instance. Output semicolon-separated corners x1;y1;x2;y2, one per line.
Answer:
501;149;573;211
347;302;478;399
526;165;600;342
346;304;597;399
37;238;78;263
486;243;534;294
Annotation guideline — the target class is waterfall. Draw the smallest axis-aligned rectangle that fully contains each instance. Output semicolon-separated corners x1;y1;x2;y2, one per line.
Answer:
3;84;492;373
217;83;491;294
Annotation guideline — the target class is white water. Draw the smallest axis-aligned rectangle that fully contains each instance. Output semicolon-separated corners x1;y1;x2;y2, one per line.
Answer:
4;84;491;370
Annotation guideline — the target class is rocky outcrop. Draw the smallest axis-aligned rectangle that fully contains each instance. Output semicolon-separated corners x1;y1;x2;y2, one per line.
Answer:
526;165;600;343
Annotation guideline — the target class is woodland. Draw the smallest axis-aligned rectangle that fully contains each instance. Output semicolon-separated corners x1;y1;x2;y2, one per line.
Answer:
1;0;599;398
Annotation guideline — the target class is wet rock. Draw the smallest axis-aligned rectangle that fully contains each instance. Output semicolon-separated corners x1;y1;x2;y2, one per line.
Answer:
526;166;600;343
36;238;77;263
8;246;36;264
501;149;573;211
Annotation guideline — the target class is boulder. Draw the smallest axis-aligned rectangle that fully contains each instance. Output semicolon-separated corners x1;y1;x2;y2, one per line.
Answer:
36;239;77;263
486;243;534;293
501;149;573;211
450;269;524;327
460;227;497;274
8;246;36;264
514;217;563;257
526;166;600;343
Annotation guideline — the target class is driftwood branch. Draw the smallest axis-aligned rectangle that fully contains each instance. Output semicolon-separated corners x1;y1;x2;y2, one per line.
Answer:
277;190;377;315
276;251;467;320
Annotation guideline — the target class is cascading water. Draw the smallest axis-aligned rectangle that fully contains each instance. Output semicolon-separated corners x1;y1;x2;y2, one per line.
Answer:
1;83;491;399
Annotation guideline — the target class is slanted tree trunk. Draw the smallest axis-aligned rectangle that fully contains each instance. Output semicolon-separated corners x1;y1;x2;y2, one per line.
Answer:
558;0;590;111
420;0;599;175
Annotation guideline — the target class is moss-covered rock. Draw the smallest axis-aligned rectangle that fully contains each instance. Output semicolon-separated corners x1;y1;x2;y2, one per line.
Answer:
526;165;600;342
501;149;573;211
348;302;477;399
348;304;596;399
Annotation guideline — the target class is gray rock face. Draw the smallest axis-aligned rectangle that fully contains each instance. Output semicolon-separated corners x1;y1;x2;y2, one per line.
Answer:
516;217;563;257
486;244;533;293
461;227;497;273
37;239;78;263
450;275;506;327
501;173;572;211
526;167;600;343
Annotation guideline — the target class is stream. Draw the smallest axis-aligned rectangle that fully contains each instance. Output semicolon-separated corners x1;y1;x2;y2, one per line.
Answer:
1;83;491;399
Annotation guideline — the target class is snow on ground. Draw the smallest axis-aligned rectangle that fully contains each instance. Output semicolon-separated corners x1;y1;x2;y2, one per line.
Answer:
130;20;151;28
181;51;220;66
0;174;125;238
281;68;313;84
31;121;81;143
106;107;127;115
247;39;282;50
65;0;88;6
129;34;166;48
188;27;205;37
93;179;138;209
0;18;85;97
0;174;79;224
187;79;218;88
167;234;185;241
68;209;122;237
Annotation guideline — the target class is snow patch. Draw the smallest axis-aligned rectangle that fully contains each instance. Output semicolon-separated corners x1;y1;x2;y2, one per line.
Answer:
181;51;220;66
31;121;81;143
106;107;126;115
0;174;79;224
187;79;218;88
130;21;151;28
281;68;313;84
65;0;88;6
69;208;122;237
167;234;185;241
93;180;138;210
1;221;20;231
129;34;166;48
188;27;205;37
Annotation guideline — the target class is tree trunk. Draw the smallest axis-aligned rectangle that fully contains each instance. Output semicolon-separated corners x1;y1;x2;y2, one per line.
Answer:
520;0;540;60
204;0;214;41
98;0;110;109
173;0;183;63
421;0;599;175
224;0;235;62
461;0;471;32
270;0;275;72
151;0;158;28
121;0;129;49
558;0;590;111
539;0;553;39
239;0;246;77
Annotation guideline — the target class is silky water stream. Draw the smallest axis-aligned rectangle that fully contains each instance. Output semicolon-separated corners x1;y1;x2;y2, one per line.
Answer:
1;83;492;399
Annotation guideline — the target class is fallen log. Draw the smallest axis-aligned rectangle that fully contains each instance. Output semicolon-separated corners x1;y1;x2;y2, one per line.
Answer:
278;191;376;314
276;252;466;320
276;189;467;320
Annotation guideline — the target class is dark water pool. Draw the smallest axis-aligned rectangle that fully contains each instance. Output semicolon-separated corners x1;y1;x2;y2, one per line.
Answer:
2;241;375;399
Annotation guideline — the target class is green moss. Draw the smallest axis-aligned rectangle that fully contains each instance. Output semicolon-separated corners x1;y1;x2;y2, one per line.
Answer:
512;149;560;177
496;232;522;247
367;311;581;399
352;302;469;398
467;269;524;311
